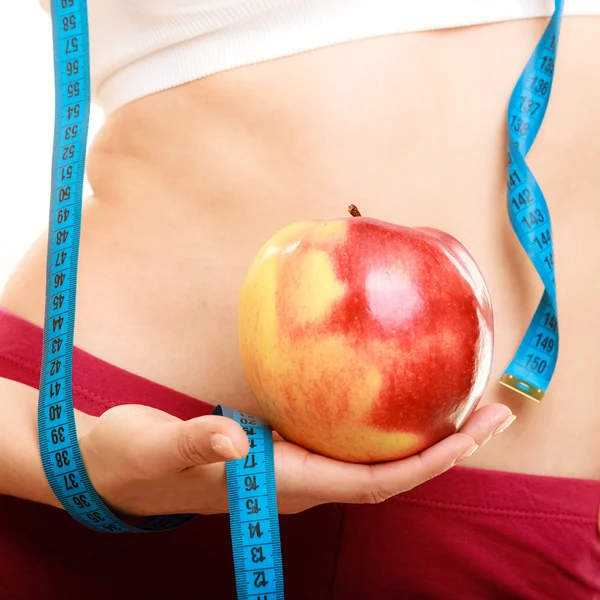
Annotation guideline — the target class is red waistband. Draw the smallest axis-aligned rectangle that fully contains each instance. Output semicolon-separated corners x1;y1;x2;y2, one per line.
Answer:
396;461;600;525
0;307;211;420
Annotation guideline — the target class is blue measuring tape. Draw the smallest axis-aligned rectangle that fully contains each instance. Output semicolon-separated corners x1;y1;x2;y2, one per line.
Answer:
500;0;563;402
38;1;283;597
216;407;284;600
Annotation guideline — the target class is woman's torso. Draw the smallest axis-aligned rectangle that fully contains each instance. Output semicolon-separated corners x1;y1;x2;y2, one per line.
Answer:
2;17;600;482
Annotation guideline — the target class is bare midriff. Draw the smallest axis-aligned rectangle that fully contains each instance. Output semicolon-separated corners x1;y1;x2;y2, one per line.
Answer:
3;17;599;478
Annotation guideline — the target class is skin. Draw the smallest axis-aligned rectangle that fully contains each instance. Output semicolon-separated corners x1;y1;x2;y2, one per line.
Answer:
0;17;598;527
239;216;494;463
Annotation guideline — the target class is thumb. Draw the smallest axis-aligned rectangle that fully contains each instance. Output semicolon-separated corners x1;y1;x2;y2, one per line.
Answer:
166;414;250;470
87;405;251;479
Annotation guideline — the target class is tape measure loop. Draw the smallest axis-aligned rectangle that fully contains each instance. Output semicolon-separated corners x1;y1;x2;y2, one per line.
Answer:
40;4;284;598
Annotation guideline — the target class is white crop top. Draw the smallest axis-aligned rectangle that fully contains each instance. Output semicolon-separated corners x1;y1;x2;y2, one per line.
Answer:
40;0;598;115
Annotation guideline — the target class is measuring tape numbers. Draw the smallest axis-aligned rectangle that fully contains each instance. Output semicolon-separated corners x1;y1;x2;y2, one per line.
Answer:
38;1;283;598
217;407;284;600
500;0;563;402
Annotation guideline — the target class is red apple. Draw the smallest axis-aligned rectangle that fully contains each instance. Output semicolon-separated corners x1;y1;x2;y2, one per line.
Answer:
238;206;494;464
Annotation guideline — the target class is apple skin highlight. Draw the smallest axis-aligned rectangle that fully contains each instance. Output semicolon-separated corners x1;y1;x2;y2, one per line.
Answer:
239;211;494;464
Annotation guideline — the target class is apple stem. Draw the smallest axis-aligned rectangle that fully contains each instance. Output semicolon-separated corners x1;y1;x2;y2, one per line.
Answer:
348;204;362;217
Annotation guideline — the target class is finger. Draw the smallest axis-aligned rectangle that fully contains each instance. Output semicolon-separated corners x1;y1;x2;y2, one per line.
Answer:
289;431;476;505
287;403;515;505
164;415;250;471
360;432;479;502
343;404;514;502
86;405;250;488
457;402;515;447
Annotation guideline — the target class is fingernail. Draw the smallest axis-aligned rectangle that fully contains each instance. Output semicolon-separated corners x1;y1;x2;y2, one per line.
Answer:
493;414;517;436
211;434;242;460
454;444;479;464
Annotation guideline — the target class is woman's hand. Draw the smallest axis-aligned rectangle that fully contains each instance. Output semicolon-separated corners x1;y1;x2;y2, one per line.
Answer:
79;402;514;517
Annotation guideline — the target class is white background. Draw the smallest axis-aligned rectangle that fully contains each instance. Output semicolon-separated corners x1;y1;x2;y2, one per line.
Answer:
0;2;104;290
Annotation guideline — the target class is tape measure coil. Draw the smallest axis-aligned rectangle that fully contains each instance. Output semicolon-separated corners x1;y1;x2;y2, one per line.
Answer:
39;1;284;597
